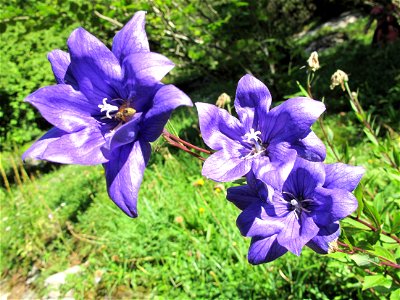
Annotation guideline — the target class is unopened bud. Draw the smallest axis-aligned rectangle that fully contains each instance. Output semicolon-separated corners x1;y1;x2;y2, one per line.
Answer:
307;51;320;72
330;70;348;91
216;93;231;108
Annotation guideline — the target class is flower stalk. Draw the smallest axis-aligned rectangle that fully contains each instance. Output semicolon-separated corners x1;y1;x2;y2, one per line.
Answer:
349;216;400;244
162;129;211;161
306;69;341;162
337;241;400;270
344;81;399;171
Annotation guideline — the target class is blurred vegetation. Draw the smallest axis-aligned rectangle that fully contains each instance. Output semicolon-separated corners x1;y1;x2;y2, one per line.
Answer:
2;0;398;146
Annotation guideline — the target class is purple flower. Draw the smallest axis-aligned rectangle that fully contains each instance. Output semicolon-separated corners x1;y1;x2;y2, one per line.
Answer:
196;74;326;189
227;158;364;264
22;12;192;217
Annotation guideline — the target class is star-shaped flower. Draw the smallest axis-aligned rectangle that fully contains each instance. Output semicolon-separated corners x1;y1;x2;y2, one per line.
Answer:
22;12;193;217
196;74;326;189
227;158;364;264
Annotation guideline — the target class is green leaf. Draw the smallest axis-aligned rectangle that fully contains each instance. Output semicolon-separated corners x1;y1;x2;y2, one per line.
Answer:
390;289;400;300
326;126;334;142
363;129;379;146
371;245;396;262
393;148;400;168
363;201;382;229
340;228;354;250
367;230;381;246
354;184;364;218
296;81;309;97
327;251;348;262
350;254;376;266
392;213;400;234
362;274;392;290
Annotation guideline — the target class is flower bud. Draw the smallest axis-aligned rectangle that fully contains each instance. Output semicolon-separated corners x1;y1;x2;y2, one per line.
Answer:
216;93;231;108
330;69;348;91
307;51;320;72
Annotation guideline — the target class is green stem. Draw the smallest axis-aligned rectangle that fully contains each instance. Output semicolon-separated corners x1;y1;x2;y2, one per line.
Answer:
344;82;399;171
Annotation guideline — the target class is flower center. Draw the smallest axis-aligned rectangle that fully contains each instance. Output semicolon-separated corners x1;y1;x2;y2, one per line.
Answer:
283;191;313;218
243;128;266;159
98;98;136;123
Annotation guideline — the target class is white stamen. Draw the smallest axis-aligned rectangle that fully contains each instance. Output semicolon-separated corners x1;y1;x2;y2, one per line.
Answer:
290;199;298;206
244;128;262;144
98;98;119;119
243;128;265;157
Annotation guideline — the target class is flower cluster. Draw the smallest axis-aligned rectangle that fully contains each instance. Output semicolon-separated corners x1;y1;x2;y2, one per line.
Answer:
23;12;192;218
22;11;365;265
196;75;364;264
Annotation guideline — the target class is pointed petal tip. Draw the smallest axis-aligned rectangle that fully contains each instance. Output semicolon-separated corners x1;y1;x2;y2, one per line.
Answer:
121;206;138;218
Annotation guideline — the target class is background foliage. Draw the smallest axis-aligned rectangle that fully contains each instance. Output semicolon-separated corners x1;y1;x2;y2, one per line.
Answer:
2;0;398;146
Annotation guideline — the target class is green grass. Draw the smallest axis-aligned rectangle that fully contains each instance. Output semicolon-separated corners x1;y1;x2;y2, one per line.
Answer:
1;107;399;299
0;146;361;299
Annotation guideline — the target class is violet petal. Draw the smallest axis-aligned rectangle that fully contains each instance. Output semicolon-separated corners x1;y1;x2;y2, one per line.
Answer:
324;163;365;192
106;112;143;152
141;85;192;142
252;142;297;190
234;74;272;130
237;203;285;237
248;235;288;264
261;97;325;144
276;213;319;256
112;11;150;64
47;50;77;87
226;185;259;210
122;52;174;91
25;84;99;133
283;158;325;200
104;140;151;217
68;27;123;102
202;148;252;182
40;126;108;165
306;222;340;254
291;130;326;162
312;186;358;226
22;127;67;162
195;102;245;150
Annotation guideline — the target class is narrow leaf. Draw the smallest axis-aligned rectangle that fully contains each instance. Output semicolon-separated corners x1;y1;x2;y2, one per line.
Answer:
296;81;309;97
354;184;364;218
363;201;382;230
363;129;379;146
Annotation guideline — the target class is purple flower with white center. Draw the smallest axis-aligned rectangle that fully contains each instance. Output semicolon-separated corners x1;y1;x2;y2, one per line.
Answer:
196;74;326;189
227;158;364;264
22;12;192;218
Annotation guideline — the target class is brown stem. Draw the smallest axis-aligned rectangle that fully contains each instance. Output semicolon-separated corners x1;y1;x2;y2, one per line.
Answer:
337;241;400;269
163;130;213;154
349;216;400;244
162;130;206;161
